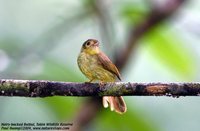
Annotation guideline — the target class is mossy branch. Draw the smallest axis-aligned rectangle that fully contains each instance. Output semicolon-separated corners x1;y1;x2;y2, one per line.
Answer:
0;79;200;97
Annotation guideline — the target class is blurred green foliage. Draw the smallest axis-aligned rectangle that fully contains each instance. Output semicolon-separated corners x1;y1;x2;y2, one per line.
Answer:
0;0;199;131
121;3;196;79
143;25;196;78
33;59;84;82
96;105;159;131
42;96;81;120
121;4;149;24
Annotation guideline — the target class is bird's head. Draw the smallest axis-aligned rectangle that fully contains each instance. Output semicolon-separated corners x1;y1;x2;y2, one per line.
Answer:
81;39;100;54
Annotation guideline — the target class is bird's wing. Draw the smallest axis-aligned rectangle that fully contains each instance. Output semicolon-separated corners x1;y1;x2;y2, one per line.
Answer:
97;52;121;81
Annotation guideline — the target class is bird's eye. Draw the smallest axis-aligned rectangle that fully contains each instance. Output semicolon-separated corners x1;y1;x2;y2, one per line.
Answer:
86;42;90;46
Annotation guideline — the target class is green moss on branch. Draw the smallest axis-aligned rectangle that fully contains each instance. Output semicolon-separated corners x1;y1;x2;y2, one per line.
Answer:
0;79;200;97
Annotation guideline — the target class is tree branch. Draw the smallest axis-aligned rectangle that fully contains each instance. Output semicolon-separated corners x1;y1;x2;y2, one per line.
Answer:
0;79;200;97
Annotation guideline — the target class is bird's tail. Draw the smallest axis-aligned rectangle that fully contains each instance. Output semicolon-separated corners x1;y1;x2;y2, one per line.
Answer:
102;96;127;114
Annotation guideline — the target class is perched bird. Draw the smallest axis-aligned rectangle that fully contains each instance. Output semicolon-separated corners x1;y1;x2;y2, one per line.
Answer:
77;39;127;114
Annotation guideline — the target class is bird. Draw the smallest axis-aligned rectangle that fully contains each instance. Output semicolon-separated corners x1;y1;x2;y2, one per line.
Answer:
77;39;127;114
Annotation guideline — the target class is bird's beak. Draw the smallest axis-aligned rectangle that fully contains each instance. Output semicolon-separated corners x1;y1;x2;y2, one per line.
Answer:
94;42;99;46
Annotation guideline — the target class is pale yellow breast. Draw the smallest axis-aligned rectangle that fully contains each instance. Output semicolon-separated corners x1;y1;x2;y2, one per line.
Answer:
77;52;115;82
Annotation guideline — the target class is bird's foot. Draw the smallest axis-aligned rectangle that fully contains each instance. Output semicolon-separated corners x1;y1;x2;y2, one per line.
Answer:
84;79;94;84
99;81;106;88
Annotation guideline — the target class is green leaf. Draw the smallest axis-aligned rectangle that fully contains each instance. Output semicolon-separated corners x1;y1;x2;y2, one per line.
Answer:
142;25;196;78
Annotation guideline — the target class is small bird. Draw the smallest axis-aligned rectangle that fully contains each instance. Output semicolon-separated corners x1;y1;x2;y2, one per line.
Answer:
77;39;127;114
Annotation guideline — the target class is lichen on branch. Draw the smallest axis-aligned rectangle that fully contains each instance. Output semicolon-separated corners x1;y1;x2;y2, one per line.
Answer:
0;79;200;97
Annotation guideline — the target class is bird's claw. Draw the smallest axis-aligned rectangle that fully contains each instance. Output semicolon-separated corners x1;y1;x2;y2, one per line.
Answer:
99;81;106;88
84;79;94;84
